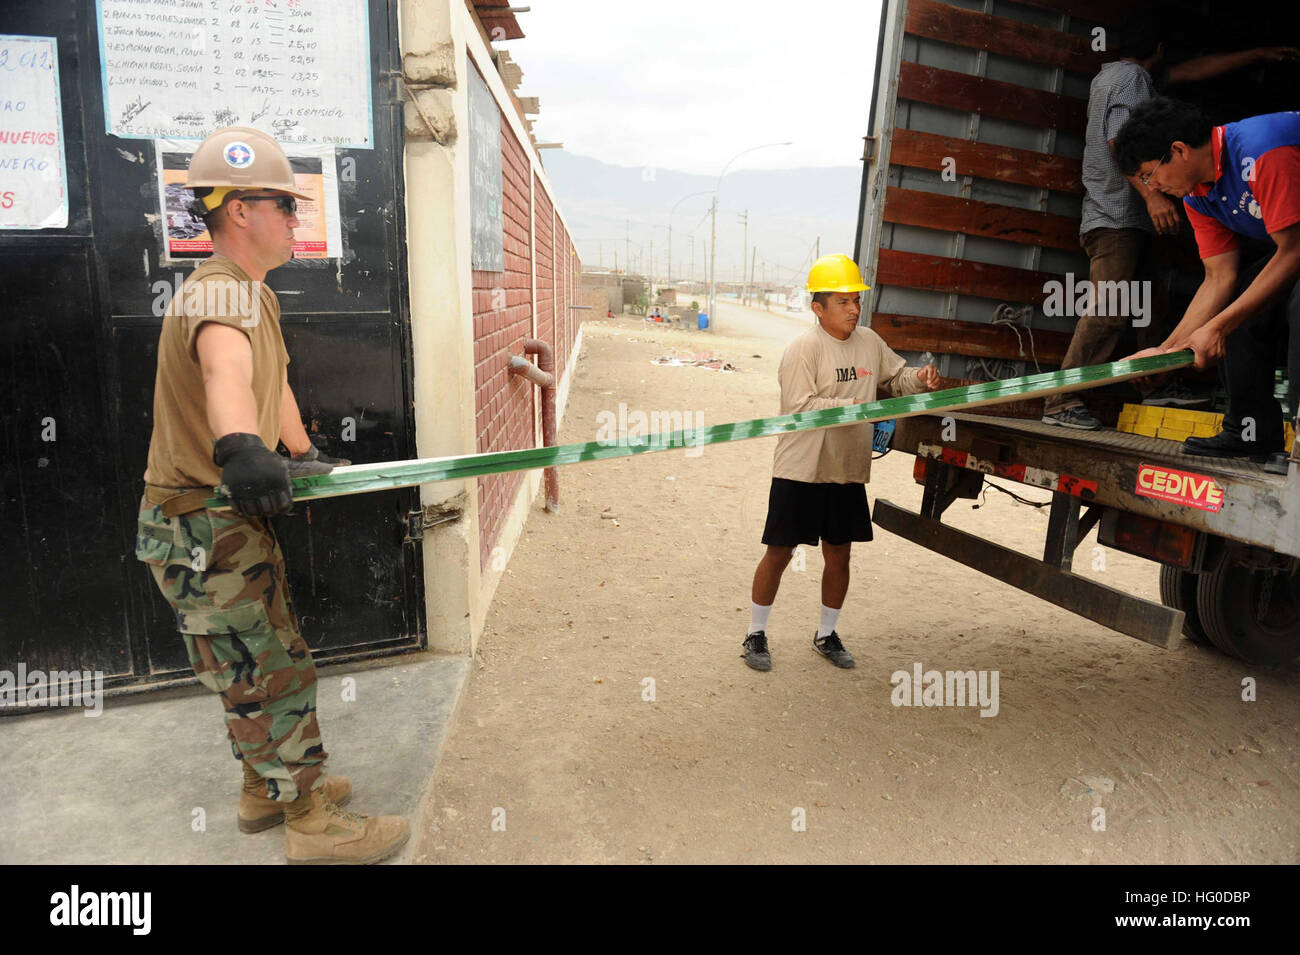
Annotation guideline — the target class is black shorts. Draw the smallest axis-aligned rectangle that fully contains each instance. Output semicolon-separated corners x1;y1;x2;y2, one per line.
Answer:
761;478;873;547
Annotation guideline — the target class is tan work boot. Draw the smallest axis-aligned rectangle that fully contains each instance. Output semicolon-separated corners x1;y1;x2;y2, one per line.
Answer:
238;763;353;833
284;789;409;865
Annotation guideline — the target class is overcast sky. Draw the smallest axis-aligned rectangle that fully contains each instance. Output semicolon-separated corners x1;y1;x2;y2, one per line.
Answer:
504;0;884;175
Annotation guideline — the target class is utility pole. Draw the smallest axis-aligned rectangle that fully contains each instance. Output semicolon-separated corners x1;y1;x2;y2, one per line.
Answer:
690;237;694;286
750;246;757;309
649;238;654;302
738;209;748;306
626;220;631;279
708;142;791;332
815;235;820;260
708;192;718;328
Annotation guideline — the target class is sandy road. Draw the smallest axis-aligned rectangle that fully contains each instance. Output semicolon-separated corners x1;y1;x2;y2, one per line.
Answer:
709;295;812;343
413;315;1299;864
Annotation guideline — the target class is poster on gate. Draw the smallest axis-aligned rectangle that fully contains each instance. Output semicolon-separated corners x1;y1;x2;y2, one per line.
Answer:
153;139;341;260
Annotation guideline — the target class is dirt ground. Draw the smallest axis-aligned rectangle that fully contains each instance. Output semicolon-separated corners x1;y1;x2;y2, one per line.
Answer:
414;307;1300;864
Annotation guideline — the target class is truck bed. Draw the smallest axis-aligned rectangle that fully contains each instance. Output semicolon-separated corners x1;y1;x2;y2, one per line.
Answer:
947;413;1275;482
891;413;1297;556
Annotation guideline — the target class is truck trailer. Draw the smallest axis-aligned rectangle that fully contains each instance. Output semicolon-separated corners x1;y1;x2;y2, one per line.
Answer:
854;0;1300;665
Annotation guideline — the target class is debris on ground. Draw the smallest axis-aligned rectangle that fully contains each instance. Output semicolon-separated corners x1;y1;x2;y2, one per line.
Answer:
651;353;740;372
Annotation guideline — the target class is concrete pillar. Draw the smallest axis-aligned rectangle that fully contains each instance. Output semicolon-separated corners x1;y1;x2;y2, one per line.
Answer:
400;0;480;653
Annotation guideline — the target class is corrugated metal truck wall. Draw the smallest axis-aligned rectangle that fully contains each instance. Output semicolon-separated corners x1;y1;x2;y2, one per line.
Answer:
859;0;1128;387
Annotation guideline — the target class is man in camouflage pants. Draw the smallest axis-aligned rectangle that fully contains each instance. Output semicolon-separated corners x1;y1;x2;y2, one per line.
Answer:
135;126;408;864
136;505;325;802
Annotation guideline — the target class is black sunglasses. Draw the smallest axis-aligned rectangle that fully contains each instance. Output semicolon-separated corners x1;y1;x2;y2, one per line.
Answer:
236;194;298;215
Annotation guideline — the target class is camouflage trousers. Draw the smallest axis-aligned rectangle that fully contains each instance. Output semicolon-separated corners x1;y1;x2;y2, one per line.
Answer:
135;495;327;802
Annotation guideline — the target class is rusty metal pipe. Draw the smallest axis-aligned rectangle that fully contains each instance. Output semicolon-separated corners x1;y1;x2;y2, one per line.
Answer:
508;338;559;510
508;355;553;388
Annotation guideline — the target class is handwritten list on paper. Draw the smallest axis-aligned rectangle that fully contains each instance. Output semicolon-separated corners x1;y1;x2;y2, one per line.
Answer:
0;35;69;230
97;0;373;148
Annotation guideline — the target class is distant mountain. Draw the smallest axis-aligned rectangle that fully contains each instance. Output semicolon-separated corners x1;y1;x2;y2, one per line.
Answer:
539;150;862;288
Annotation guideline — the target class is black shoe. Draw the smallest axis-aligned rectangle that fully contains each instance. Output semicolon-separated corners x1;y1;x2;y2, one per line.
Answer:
1142;380;1213;408
1264;451;1293;475
742;631;771;671
812;630;855;669
1182;429;1279;461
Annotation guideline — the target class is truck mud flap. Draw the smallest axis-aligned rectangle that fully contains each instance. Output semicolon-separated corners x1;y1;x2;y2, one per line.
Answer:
873;498;1184;649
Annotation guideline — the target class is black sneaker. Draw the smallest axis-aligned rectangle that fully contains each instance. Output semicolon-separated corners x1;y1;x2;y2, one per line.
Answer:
1143;380;1212;408
1182;429;1280;461
812;631;855;669
742;631;771;671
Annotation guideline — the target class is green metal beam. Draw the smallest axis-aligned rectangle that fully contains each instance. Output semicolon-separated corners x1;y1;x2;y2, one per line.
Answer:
208;351;1194;507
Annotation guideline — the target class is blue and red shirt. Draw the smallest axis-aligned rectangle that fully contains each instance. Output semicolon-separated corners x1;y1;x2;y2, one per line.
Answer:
1184;112;1300;259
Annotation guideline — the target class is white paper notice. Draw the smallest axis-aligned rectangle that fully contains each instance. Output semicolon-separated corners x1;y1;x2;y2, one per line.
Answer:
0;35;69;230
97;0;373;148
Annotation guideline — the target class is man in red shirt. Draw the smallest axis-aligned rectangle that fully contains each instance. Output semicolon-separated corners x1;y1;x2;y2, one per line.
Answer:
1117;98;1300;472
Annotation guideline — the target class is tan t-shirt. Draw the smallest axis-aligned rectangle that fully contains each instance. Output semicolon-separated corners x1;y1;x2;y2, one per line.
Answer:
143;255;288;488
771;323;924;485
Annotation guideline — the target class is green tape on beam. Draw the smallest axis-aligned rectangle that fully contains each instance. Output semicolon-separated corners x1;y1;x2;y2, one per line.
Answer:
207;351;1193;507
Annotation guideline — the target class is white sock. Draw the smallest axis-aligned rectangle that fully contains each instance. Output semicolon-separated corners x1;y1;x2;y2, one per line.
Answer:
818;604;841;639
750;602;772;635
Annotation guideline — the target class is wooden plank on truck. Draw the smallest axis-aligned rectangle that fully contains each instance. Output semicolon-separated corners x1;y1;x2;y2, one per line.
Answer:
875;248;1055;305
888;129;1083;194
883;186;1082;252
871;312;1071;365
898;61;1087;131
905;0;1104;75
1011;0;1130;26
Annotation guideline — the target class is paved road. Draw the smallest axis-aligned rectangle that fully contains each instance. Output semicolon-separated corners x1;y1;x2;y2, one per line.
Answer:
709;296;811;345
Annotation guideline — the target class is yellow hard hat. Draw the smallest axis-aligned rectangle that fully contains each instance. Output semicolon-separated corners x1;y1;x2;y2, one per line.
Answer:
806;253;870;293
185;126;311;212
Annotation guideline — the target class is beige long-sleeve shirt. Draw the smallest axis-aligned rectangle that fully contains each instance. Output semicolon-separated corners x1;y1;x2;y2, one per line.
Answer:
771;323;924;484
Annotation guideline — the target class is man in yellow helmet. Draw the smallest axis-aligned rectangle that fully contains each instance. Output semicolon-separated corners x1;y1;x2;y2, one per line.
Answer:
742;254;941;672
134;126;408;864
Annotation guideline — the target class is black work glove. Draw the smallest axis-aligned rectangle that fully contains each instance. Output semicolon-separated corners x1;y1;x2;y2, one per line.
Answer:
288;442;350;477
214;433;293;517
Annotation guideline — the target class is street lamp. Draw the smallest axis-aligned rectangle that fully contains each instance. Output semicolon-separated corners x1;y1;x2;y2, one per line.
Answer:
708;141;792;332
667;189;712;288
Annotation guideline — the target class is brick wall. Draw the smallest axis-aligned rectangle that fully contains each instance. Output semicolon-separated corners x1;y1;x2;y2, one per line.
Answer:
568;229;580;356
472;113;534;568
558;220;571;381
470;96;582;570
553;217;565;382
534;175;554;358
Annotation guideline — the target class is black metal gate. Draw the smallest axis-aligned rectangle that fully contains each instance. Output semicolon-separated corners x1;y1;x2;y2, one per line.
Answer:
0;0;423;700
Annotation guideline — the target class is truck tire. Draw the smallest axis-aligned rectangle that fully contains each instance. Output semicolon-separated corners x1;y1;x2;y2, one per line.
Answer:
1158;563;1210;645
1196;549;1300;666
